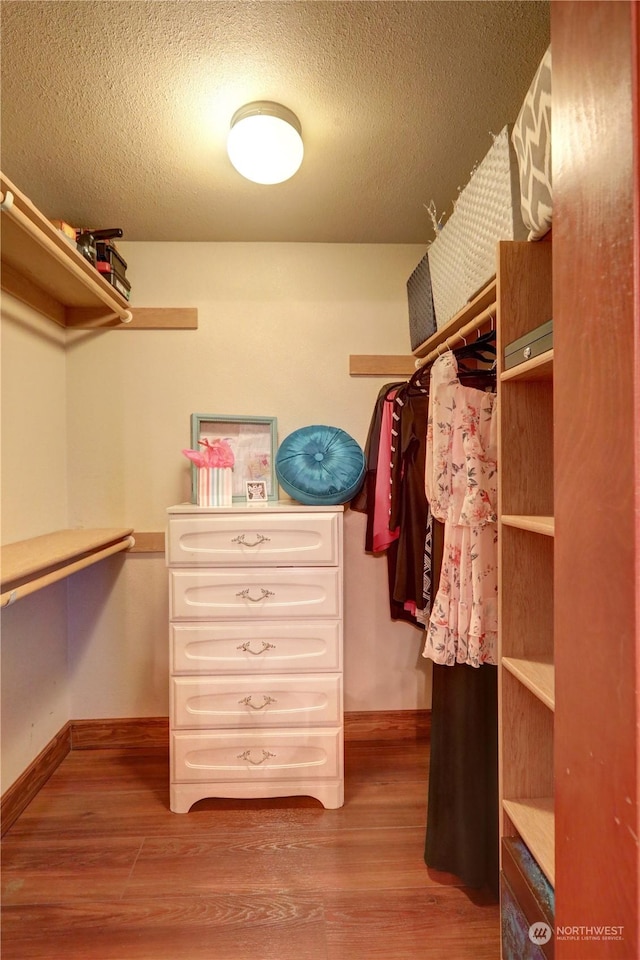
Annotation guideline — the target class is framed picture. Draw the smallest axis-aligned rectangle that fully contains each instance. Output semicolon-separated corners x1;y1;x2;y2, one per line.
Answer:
245;479;268;502
190;414;278;503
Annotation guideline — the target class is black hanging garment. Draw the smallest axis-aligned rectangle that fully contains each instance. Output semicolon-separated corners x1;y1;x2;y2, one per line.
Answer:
388;386;431;613
424;662;499;898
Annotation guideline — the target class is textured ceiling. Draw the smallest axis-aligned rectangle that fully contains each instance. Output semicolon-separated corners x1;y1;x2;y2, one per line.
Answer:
0;1;549;243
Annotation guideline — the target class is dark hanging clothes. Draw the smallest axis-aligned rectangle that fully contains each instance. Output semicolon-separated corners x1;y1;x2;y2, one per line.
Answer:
424;661;499;899
388;388;431;612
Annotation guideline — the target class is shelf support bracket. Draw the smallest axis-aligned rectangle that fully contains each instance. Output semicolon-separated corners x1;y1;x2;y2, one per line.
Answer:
0;190;14;212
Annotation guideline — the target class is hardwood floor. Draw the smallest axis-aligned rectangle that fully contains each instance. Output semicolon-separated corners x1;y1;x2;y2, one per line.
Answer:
1;740;500;959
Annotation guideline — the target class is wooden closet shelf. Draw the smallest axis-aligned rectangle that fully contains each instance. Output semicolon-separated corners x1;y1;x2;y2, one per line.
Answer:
501;515;555;537
0;172;197;330
503;797;555;887
502;656;555;711
1;528;134;606
501;349;553;382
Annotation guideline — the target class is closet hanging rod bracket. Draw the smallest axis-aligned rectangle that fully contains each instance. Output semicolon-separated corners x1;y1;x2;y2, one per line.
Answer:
0;190;14;212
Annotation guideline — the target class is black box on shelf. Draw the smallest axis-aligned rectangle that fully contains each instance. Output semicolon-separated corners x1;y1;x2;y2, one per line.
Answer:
407;252;437;351
504;319;553;370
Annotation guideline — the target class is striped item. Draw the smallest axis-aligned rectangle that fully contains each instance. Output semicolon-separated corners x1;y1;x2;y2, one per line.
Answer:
197;467;233;506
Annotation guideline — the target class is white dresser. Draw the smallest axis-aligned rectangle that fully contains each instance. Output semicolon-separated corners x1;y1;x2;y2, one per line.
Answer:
166;501;344;812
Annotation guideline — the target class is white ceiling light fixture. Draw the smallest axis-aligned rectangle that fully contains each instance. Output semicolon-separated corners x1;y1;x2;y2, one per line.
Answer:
227;101;304;185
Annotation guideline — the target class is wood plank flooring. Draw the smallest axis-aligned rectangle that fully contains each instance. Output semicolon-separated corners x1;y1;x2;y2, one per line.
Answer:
1;740;500;959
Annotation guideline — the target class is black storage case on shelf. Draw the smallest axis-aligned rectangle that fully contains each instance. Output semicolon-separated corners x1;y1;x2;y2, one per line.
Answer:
504;319;553;369
407;252;437;351
96;261;131;300
95;241;128;283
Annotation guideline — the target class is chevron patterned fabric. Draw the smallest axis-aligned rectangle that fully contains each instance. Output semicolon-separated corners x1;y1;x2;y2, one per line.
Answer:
512;45;552;241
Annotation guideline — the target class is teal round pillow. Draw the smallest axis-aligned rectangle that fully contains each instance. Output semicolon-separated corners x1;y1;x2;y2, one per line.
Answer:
276;425;366;506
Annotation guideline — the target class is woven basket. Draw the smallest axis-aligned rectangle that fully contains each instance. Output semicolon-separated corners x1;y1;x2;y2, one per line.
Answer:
428;125;527;329
406;252;436;351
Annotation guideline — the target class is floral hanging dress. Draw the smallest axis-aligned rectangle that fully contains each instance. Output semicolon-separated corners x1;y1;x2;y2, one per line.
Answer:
423;351;498;667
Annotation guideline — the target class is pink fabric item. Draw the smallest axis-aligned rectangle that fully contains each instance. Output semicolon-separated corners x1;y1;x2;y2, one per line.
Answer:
423;352;498;667
372;390;400;553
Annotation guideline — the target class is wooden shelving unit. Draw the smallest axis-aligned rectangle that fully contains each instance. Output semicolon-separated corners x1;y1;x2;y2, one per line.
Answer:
0;172;197;330
497;240;555;898
0;528;134;607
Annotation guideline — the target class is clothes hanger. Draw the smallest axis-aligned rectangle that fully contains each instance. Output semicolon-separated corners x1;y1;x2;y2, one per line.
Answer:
454;332;496;363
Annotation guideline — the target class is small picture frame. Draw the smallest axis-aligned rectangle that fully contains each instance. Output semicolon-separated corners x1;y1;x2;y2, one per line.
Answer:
245;479;268;503
190;414;278;504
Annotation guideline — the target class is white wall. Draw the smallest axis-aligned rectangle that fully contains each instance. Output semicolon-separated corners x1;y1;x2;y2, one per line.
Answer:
1;300;70;790
1;241;432;789
1;299;68;541
64;242;431;718
65;242;428;527
0;584;69;794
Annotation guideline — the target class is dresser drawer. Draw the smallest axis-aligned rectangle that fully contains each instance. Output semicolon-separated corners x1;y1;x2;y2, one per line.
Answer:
171;674;342;729
169;568;341;620
171;621;342;674
172;728;343;782
167;512;340;567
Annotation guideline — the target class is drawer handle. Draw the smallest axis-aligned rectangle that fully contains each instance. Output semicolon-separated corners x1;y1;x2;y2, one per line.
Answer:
239;695;277;710
236;588;275;603
237;640;276;656
237;749;276;765
231;533;271;548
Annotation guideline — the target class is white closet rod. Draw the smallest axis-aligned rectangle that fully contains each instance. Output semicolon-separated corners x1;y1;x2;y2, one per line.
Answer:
0;536;135;608
415;302;497;368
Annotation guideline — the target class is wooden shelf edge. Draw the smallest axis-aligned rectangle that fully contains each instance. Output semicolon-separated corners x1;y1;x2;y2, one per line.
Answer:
502;656;555;711
1;528;135;606
502;797;555;888
501;349;554;382
501;515;555;537
130;532;165;553
348;355;416;377
66;307;199;330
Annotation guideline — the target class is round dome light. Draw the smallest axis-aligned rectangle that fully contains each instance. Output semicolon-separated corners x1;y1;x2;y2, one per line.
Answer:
227;101;304;185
